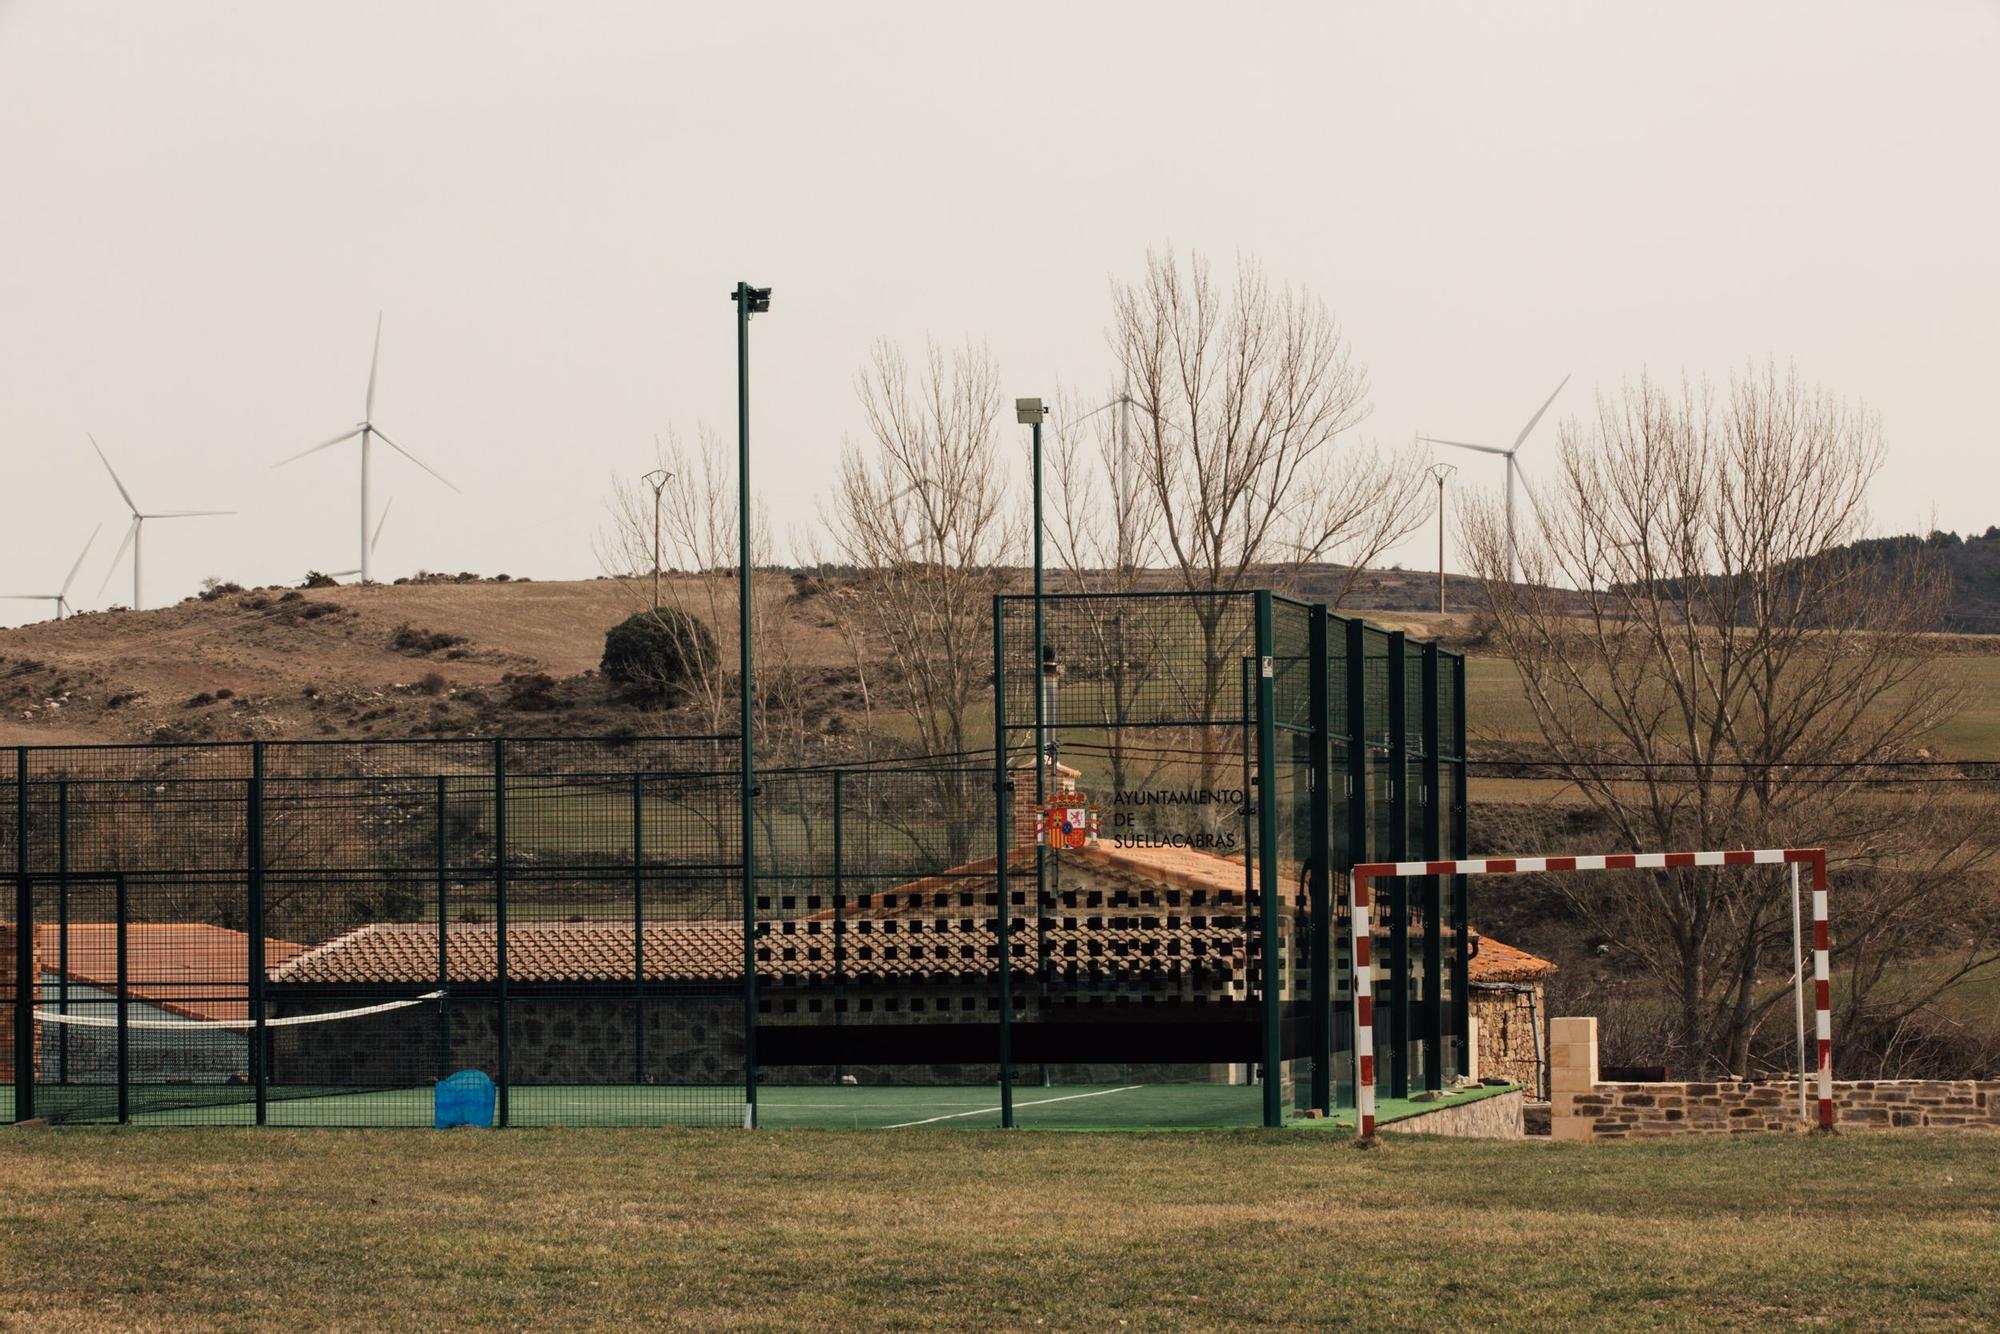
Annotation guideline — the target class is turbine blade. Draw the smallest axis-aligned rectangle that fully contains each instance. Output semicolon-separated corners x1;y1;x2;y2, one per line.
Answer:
1509;374;1572;453
0;594;56;601
371;429;461;493
96;519;138;599
60;523;103;598
1514;456;1551;524
275;427;363;467
365;312;383;421
1419;436;1511;457
89;434;139;513
371;498;394;554
146;510;234;519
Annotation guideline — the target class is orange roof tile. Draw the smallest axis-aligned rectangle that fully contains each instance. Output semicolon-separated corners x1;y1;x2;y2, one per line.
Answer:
1467;931;1557;983
36;924;305;1022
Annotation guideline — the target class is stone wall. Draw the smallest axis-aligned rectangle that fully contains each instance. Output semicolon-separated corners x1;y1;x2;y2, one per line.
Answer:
1380;1088;1524;1139
1550;1016;2000;1141
1469;984;1543;1092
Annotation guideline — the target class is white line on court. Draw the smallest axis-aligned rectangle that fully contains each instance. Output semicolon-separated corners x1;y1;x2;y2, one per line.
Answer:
884;1085;1145;1129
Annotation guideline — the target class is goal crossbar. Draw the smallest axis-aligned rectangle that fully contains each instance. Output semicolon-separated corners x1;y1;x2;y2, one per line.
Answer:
1348;847;1831;1139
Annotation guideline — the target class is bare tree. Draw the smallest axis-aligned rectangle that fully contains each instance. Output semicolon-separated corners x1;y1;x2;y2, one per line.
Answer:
1110;249;1426;781
597;429;817;755
1465;362;1993;1073
830;338;1019;859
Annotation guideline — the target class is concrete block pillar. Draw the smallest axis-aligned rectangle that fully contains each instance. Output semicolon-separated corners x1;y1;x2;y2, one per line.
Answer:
1549;1016;1599;1143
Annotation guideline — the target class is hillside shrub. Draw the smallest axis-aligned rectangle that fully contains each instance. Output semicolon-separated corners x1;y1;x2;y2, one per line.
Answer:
391;624;468;656
600;609;717;697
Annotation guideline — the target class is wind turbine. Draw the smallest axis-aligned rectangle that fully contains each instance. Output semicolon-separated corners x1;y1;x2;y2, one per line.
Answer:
91;436;234;611
276;314;458;583
1420;375;1570;583
3;525;101;622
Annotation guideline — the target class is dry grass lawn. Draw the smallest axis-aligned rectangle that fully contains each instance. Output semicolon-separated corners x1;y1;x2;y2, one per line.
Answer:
1;1128;1995;1331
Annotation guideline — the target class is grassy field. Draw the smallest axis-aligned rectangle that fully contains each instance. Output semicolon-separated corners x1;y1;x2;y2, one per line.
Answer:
0;1129;1994;1330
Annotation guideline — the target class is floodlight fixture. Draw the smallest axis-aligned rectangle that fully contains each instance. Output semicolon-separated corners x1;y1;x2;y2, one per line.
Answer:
1015;397;1047;425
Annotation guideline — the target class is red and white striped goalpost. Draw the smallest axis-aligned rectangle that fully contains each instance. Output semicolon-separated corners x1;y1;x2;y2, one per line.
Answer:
1348;847;1832;1140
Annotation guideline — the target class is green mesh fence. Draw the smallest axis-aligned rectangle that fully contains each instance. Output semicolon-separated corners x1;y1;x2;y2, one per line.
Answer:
2;596;1467;1131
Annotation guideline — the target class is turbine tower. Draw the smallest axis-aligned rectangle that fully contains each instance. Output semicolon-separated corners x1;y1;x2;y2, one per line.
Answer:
91;436;233;611
1420;375;1569;583
276;314;458;583
325;498;392;580
3;524;101;622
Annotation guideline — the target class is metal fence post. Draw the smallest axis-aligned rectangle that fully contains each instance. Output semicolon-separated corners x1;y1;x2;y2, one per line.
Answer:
115;872;129;1126
831;767;845;1085
1420;644;1443;1092
1343;618;1368;1113
1386;631;1410;1101
436;775;450;1082
248;742;268;1126
1451;652;1472;1079
14;746;31;1124
1254;592;1283;1128
494;738;509;1128
1307;605;1333;1115
632;773;645;1086
992;597;1015;1128
56;780;69;1086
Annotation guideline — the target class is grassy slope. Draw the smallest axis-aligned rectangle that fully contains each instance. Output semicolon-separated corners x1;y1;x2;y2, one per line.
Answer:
0;1129;1994;1331
0;576;854;746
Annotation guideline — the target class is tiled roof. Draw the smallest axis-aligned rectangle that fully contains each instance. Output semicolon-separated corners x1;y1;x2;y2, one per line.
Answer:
35;924;305;1022
261;846;1550;990
271;921;744;986
1467;931;1558;983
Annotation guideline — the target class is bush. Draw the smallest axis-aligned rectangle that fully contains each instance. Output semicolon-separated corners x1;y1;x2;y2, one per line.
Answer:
301;572;338;589
600;609;717;696
501;672;560;711
390;624;468;656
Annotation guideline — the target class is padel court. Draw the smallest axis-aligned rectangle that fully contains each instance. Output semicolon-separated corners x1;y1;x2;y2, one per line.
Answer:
2;1081;1511;1130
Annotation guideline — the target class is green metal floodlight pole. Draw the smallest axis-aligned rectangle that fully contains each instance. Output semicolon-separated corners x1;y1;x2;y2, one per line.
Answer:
733;280;770;1128
1015;396;1048;1092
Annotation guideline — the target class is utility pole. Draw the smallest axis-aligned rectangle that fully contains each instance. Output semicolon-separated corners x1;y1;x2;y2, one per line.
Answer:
1429;463;1456;615
641;465;671;612
731;280;771;1128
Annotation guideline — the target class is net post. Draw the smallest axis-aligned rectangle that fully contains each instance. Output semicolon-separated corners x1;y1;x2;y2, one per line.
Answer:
13;746;31;1124
248;741;267;1127
115;871;129;1126
992;595;1015;1129
494;738;509;1129
1254;591;1282;1129
1307;604;1333;1116
1386;631;1409;1100
1351;868;1376;1141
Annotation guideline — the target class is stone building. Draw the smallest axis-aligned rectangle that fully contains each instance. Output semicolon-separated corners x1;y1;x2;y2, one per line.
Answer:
1465;932;1557;1095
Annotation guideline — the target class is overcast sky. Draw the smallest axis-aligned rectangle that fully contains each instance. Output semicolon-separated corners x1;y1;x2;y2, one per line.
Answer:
2;1;1996;625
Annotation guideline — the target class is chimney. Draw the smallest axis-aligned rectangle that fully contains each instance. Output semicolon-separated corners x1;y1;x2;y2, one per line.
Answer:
1009;758;1081;847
